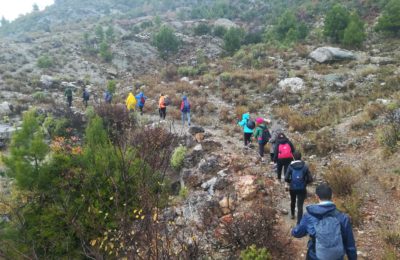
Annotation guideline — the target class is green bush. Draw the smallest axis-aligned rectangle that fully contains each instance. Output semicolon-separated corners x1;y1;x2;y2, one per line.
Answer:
99;41;112;62
32;91;48;102
223;27;245;55
375;0;400;35
37;55;53;68
240;245;272;260
343;13;366;48
177;66;200;77
324;4;350;43
377;124;400;153
107;80;117;94
213;25;227;37
171;145;187;171
193;23;212;36
153;25;181;59
179;185;189;199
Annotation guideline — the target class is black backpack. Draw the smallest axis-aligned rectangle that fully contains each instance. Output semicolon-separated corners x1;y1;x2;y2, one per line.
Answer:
259;127;271;144
247;119;255;130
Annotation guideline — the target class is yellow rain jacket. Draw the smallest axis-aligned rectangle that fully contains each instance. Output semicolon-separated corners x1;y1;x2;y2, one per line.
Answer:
125;92;137;111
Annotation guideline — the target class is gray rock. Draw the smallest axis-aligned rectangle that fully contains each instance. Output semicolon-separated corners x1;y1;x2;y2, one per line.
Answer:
393;108;400;124
40;75;54;88
188;126;205;135
309;47;355;63
0;102;12;116
370;57;395;65
0;124;16;140
214;18;238;29
278;77;305;93
201;177;218;195
198;155;220;174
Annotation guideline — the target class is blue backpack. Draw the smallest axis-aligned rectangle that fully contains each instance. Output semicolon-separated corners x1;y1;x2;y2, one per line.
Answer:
315;211;345;260
290;167;306;191
183;99;190;111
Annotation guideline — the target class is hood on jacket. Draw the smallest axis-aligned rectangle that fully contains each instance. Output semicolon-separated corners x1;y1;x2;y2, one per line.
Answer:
182;95;187;101
242;113;250;121
290;160;305;169
277;136;289;144
306;202;337;219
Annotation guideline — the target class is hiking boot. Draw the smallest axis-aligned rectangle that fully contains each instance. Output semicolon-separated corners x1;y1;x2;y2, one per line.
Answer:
291;214;295;220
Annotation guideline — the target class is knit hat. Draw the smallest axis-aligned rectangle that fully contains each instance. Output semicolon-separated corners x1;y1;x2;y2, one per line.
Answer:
256;117;264;124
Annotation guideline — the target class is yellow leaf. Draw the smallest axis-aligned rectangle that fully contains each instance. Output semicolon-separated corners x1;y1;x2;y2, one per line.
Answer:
141;215;145;220
153;213;158;221
90;240;97;246
133;209;137;214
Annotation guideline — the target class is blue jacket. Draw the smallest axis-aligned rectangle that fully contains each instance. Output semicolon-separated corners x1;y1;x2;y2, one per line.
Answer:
292;202;357;260
135;92;147;107
238;113;253;133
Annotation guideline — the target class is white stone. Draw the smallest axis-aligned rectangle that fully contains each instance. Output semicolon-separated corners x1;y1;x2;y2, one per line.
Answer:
278;77;305;93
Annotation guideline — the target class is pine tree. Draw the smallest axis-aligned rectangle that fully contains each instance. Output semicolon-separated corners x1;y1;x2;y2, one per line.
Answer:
343;13;366;48
375;0;400;35
324;4;350;43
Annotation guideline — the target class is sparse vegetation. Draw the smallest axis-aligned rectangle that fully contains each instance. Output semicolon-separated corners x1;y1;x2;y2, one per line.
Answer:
37;55;53;68
324;161;359;197
153;25;181;59
240;245;272;260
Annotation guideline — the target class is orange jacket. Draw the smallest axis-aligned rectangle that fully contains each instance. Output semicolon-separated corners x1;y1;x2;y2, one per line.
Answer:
159;96;166;108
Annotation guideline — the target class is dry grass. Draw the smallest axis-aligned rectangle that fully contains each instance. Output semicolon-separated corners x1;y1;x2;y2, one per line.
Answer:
235;106;249;121
324;160;359;197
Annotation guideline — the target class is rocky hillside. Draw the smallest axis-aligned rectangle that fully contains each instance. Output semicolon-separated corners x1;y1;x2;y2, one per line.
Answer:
1;0;400;259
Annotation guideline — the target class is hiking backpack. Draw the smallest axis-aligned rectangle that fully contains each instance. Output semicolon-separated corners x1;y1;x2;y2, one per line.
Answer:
83;91;90;100
105;93;112;103
164;97;170;106
258;127;271;144
315;211;345;260
246;119;255;130
277;143;292;159
140;96;145;104
183;99;190;111
290;167;306;190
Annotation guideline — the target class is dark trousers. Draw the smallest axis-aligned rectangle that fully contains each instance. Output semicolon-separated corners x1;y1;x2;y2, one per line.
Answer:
67;96;72;107
290;189;307;224
258;142;266;157
139;106;144;115
244;133;252;146
276;158;292;180
270;153;274;161
83;99;88;107
159;108;166;119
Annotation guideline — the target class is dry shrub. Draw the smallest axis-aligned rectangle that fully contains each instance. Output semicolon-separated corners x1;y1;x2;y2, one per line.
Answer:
293;43;309;58
384;231;400;251
217;199;295;259
236;95;249;106
365;102;386;120
219;107;233;123
324;160;359;197
313;64;332;75
161;65;178;81
235;106;249;120
194;116;212;126
168;107;181;121
336;191;363;227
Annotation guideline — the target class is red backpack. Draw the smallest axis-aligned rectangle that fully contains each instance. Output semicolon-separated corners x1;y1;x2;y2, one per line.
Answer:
278;143;293;159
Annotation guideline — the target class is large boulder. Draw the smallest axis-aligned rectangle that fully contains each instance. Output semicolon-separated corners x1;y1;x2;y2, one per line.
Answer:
214;18;238;29
40;75;54;88
0;102;12;116
278;77;305;93
309;47;355;63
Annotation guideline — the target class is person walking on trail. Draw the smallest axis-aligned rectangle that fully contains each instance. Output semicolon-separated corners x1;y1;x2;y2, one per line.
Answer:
82;88;90;108
273;133;295;181
125;92;136;112
269;128;284;164
135;92;147;115
104;90;112;104
238;113;255;148
292;183;357;260
253;117;271;162
285;151;313;224
158;94;168;120
64;87;73;107
180;95;191;126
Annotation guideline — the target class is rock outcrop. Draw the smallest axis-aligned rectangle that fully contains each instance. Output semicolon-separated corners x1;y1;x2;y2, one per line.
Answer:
309;47;355;63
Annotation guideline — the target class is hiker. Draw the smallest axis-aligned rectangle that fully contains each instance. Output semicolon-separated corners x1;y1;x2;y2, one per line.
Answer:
158;94;167;120
292;183;357;260
82;88;90;108
253;117;271;161
285;151;313;224
238;113;255;148
135;92;147;115
180;95;191;126
273;133;295;181
64;87;73;107
125;92;136;112
269;128;284;164
104;90;112;104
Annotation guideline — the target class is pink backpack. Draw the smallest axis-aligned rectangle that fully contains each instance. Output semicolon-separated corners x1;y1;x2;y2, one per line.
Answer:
278;143;292;159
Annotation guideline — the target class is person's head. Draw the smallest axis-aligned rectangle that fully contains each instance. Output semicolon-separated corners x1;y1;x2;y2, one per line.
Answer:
256;117;264;125
316;183;333;201
160;93;164;97
293;151;302;161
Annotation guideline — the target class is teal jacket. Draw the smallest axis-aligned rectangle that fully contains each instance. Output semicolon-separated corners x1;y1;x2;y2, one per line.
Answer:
238;113;253;133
